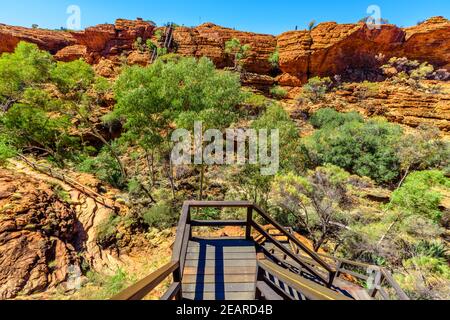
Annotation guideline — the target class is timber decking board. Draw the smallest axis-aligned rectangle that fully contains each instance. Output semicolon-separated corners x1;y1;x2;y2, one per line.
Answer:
183;274;256;284
183;291;255;300
184;266;257;275
182;238;257;300
185;252;256;260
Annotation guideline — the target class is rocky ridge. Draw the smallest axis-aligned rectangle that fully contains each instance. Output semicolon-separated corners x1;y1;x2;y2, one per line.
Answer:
0;161;127;299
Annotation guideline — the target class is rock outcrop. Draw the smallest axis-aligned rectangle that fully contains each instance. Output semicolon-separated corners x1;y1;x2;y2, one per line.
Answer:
173;23;277;74
0;17;448;84
0;161;125;299
293;81;450;132
0;168;79;299
278;17;449;85
0;24;75;54
0;17;449;130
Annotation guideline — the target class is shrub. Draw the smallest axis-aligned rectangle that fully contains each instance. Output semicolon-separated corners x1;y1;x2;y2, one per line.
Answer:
142;203;177;229
390;170;449;221
270;85;287;99
300;76;332;103
268;48;279;69
225;38;251;69
305;117;403;184
192;207;221;221
0;137;16;165
78;146;125;188
51;59;95;94
310;108;363;129
96;215;122;246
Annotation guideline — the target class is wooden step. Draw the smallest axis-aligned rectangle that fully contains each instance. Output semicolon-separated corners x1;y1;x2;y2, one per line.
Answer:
183;291;255;300
182;238;257;301
183;274;256;284
256;281;284;300
183;282;256;293
185;251;256;260
184;266;257;275
184;259;257;268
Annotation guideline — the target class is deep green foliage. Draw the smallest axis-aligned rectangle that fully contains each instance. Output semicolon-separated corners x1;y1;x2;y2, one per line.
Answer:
115;57;242;149
51;59;95;94
78;146;125;188
142;203;177;229
270;86;288;99
0;42;53;105
391;170;450;221
310;108;364;129
305;117;403;184
268;48;279;69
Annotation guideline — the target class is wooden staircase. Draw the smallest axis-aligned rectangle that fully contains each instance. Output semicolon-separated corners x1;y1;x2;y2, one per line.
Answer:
112;201;409;301
183;238;257;300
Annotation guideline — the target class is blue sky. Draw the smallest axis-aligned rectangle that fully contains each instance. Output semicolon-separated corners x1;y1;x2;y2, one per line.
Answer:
0;0;448;35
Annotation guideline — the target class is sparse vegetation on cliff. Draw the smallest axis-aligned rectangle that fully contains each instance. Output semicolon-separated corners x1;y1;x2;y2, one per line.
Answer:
0;32;449;300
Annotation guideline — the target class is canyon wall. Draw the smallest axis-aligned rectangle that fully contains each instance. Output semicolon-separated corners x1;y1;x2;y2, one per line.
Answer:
0;17;449;131
1;17;448;84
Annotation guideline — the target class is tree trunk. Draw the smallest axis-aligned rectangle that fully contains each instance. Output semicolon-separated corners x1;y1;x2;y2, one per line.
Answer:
199;163;205;201
167;158;176;199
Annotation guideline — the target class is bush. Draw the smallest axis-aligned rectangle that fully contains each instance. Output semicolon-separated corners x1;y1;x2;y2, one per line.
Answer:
390;170;449;221
78;147;125;188
142;203;177;229
268;48;279;69
51;59;95;94
305;117;403;184
300;76;332;103
270;85;287;99
310;108;363;129
96;215;122;246
0;137;16;165
0;42;53;103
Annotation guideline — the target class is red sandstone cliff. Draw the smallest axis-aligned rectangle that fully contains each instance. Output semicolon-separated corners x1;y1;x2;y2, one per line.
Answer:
0;17;448;84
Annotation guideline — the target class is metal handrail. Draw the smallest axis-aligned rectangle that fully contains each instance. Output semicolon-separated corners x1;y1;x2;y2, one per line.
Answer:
114;201;407;300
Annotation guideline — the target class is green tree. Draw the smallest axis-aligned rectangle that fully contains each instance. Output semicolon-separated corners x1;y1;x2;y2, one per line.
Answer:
391;170;449;222
0;42;53;111
114;57;243;199
396;125;449;188
225;38;251;70
268;48;280;69
271;165;351;252
231;104;302;209
50;59;127;178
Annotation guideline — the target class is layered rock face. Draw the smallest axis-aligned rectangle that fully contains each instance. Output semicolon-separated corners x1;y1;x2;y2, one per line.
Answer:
0;24;75;54
0;17;449;131
173;23;277;74
294;81;450;132
0;17;448;83
0;161;125;299
277;17;450;85
0;168;80;299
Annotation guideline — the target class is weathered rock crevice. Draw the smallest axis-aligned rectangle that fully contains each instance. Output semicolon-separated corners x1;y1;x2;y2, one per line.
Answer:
0;161;126;299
